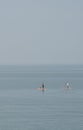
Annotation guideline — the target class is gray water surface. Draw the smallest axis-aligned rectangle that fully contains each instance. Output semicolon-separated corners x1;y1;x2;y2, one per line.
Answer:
0;65;83;130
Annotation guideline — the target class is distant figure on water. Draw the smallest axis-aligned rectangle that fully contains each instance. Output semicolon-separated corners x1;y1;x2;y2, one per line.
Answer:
64;82;71;89
42;83;44;89
41;82;45;91
66;82;69;88
36;82;47;91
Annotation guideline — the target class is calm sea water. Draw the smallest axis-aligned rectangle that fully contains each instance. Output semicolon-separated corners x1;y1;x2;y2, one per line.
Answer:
0;65;83;130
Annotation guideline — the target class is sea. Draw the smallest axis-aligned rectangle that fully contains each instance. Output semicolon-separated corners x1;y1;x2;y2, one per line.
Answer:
0;65;83;130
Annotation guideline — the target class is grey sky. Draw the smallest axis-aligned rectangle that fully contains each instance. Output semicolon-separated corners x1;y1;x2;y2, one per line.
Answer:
0;0;83;65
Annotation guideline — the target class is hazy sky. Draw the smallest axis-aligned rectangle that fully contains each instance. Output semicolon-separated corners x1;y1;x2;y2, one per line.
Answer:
0;0;83;65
